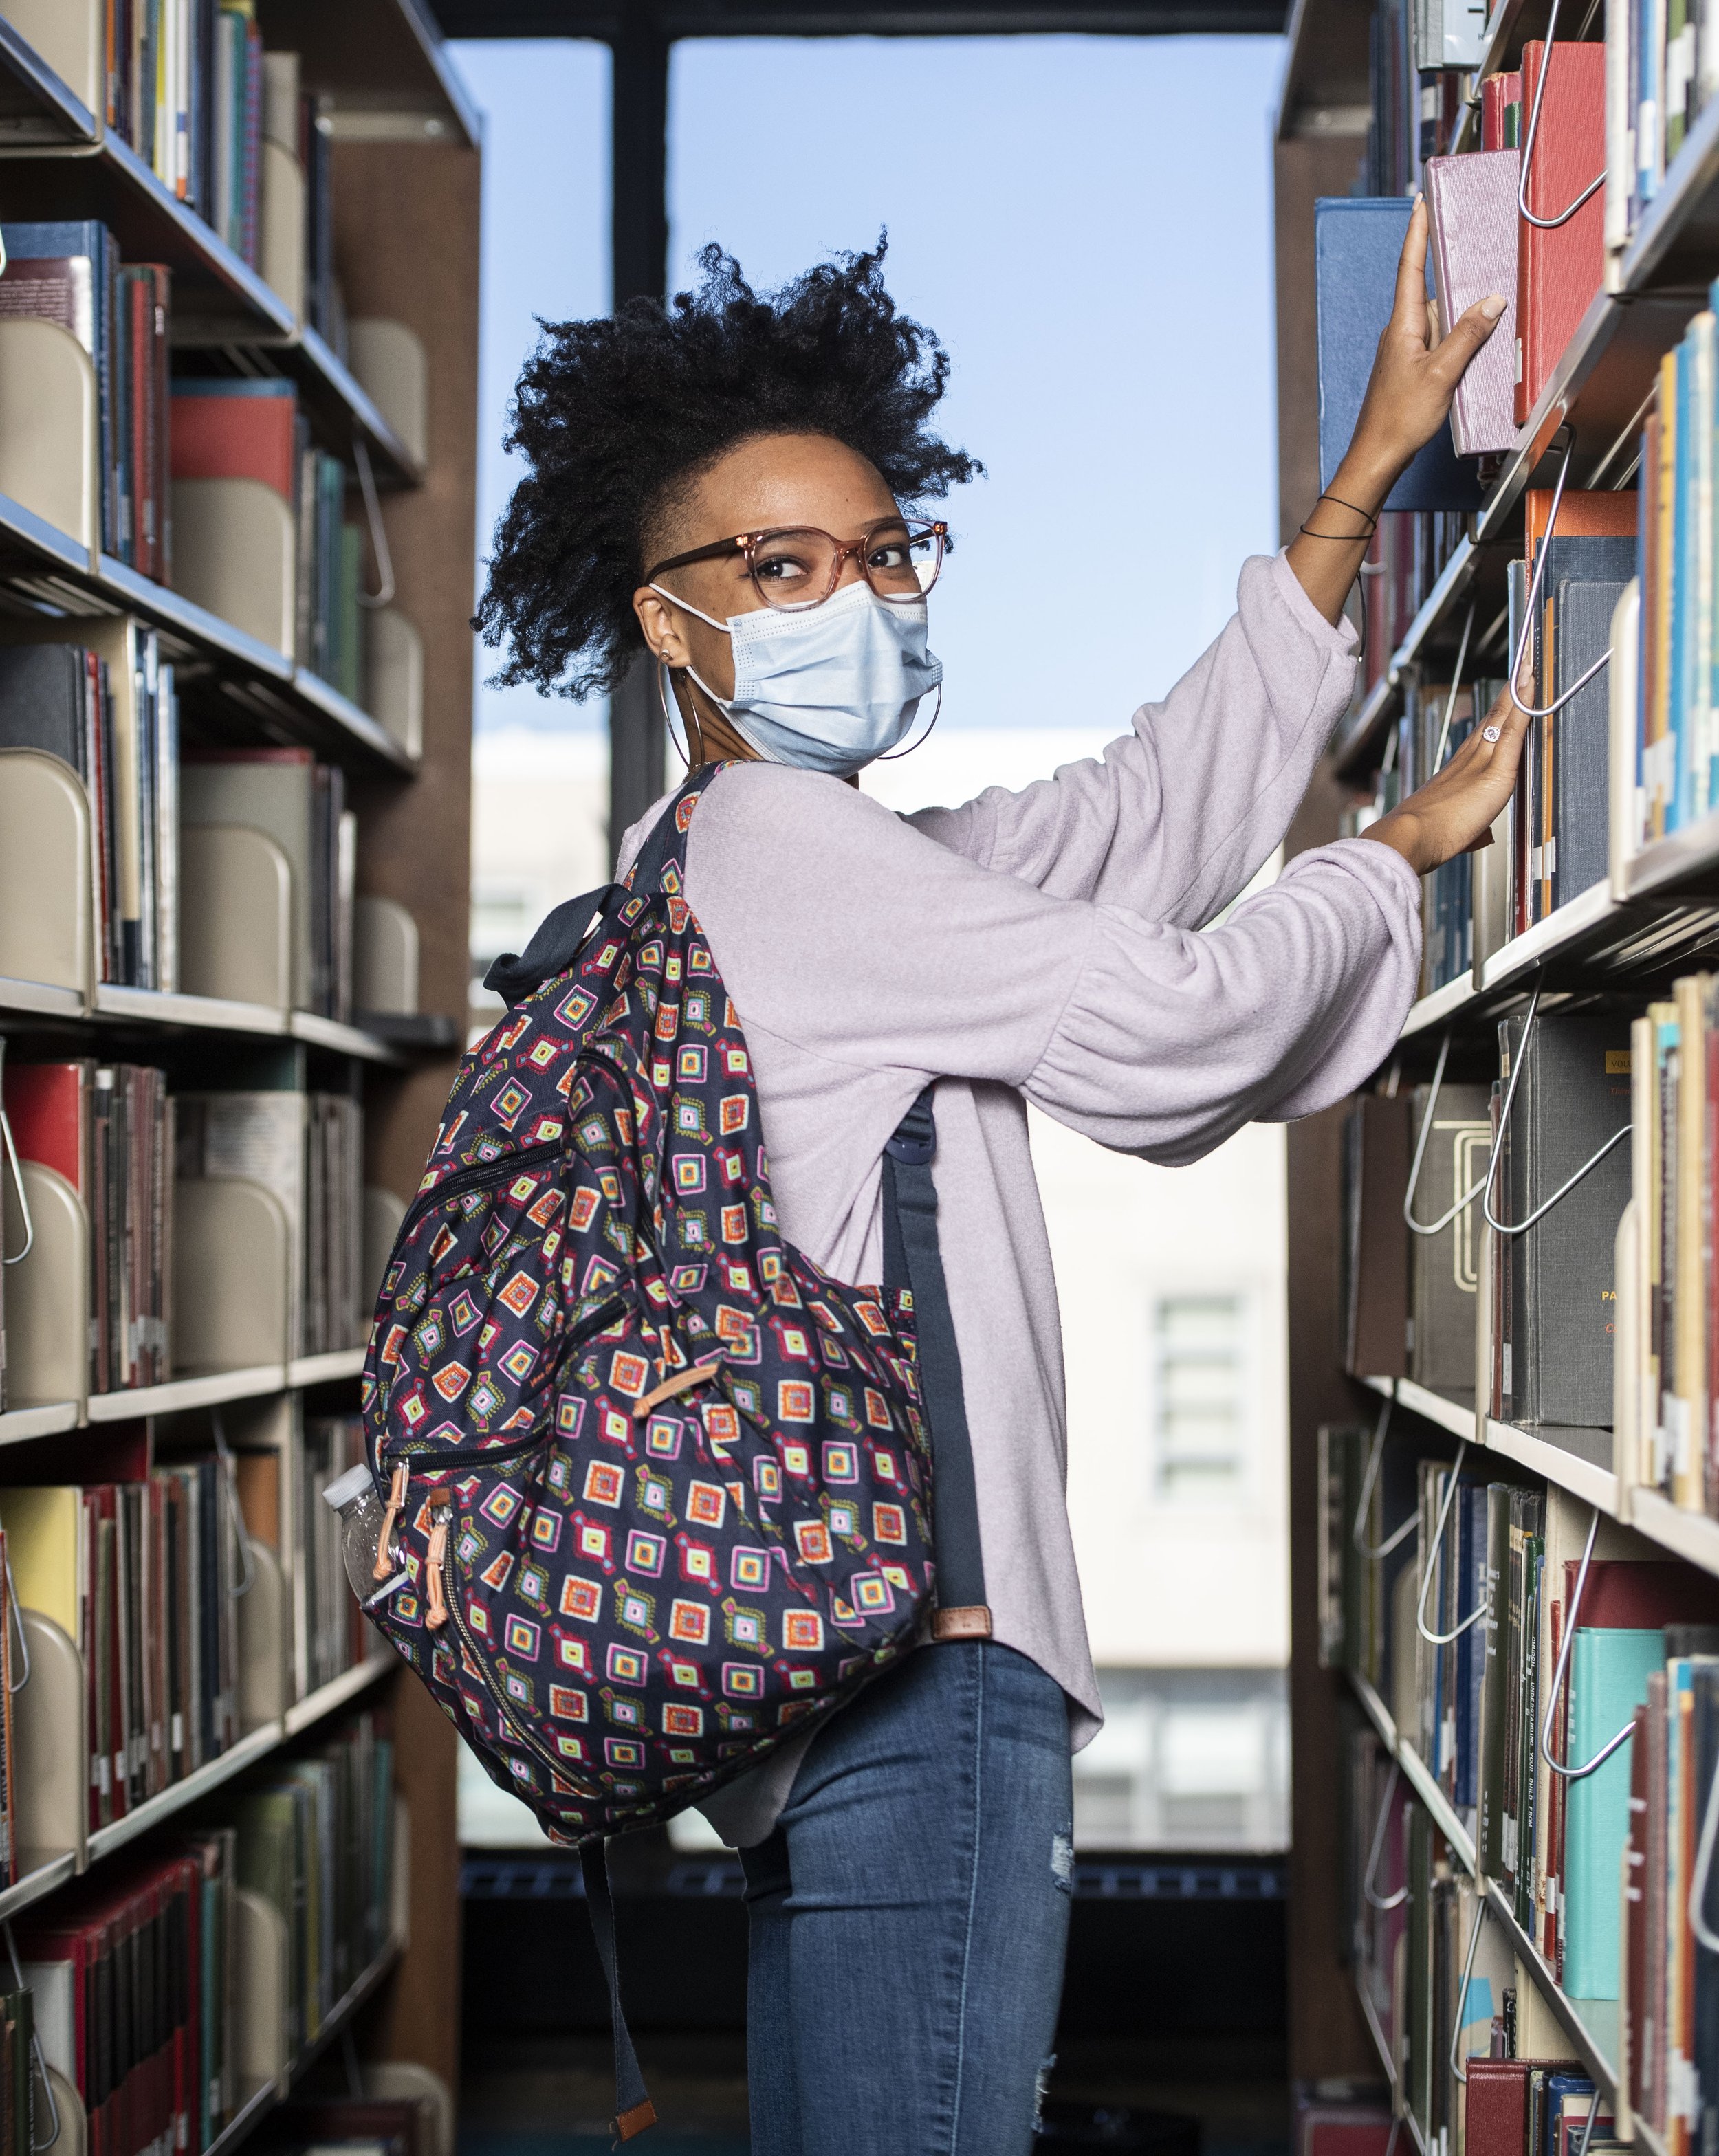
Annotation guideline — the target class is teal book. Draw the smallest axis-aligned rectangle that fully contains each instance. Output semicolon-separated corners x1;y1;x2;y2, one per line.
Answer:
1688;313;1715;824
1564;1626;1665;1999
1670;336;1691;832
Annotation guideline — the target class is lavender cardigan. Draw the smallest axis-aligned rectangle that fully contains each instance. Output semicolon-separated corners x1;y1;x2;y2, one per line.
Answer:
617;549;1422;1845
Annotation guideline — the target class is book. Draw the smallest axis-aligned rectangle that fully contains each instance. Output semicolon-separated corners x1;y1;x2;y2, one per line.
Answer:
1566;1625;1672;1998
1551;572;1632;908
1314;198;1482;515
6;1059;173;1393
0;223;117;552
1498;1011;1633;1429
168;377;297;503
1423;149;1520;455
1342;1094;1411;1376
1515;38;1608;430
104;0;263;261
0;617;179;992
1408;1080;1490;1394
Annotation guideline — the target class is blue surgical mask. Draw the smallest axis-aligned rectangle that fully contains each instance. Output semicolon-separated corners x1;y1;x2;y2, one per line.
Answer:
649;576;943;776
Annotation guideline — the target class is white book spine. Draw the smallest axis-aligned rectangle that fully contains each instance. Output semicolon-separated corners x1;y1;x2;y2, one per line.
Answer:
1607;0;1633;251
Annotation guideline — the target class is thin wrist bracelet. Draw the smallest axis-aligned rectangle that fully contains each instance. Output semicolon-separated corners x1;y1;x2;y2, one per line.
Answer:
1299;492;1379;540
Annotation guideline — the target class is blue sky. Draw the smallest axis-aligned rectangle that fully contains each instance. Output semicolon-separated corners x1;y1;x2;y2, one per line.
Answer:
449;34;1286;738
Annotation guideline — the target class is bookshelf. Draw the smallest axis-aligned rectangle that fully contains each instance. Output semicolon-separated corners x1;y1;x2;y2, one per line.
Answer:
1281;3;1719;2150
0;0;477;2142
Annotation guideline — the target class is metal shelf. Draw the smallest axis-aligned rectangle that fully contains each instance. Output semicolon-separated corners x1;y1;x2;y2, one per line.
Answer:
0;18;95;145
201;1937;404;2156
87;1720;285;1862
0;1402;80;1446
96;556;417;778
1;1352;367;1440
87;1366;289;1422
287;1348;368;1391
1358;1376;1719;1578
0;981;408;1064
1331;292;1694;782
1344;1662;1628;2115
0;97;420;486
1625;808;1719;903
1402;971;1481;1041
283;1649;390;1735
1479;879;1625;992
256;0;479;152
0;1653;395;1928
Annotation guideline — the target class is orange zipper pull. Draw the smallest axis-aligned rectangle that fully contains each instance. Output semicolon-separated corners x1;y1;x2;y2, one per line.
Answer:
425;1494;451;1629
374;1462;409;1580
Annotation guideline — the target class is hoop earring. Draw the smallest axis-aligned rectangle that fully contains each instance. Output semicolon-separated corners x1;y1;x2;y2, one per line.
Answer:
657;659;694;770
875;680;943;761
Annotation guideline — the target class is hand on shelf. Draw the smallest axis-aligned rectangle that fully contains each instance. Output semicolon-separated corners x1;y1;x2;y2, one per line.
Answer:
1355;675;1531;875
1287;196;1504;628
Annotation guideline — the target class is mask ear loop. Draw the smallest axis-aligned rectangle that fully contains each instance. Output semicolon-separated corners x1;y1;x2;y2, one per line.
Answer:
657;658;694;771
875;680;943;761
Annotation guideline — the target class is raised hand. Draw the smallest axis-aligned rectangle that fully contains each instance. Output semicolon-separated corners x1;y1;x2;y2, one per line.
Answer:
1356;675;1532;876
1349;195;1507;485
1286;198;1506;628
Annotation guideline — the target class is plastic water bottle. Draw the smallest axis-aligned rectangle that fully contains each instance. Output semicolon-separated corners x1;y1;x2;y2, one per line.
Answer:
322;1459;410;1611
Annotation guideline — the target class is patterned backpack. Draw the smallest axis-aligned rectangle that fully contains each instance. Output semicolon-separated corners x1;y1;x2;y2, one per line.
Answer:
357;764;987;2139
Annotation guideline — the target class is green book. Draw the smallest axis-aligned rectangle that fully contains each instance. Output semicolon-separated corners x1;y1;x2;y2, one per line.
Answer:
1518;1533;1544;1931
1478;1483;1512;1878
1564;1627;1666;1999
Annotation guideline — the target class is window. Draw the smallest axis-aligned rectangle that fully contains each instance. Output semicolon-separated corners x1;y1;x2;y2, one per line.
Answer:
1152;1291;1249;1503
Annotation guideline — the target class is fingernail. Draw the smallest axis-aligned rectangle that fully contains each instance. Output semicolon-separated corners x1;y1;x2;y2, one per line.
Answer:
1480;294;1506;319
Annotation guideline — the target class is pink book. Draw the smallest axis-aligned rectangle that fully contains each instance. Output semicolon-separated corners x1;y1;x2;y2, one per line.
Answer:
1425;148;1520;456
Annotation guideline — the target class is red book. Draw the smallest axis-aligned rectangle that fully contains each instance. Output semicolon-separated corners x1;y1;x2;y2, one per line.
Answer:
1525;485;1639;569
4;1062;91;1194
1465;2060;1584;2156
168;382;297;503
1482;69;1522;151
1515;38;1606;426
1564;1556;1719;1628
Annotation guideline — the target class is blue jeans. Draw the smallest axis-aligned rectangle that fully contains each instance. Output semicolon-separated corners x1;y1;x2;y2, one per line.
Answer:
738;1640;1074;2156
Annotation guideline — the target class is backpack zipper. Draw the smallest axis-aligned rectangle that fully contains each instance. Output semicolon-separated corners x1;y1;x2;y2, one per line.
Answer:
379;1293;632;1474
404;1135;567;1232
425;1490;599;1794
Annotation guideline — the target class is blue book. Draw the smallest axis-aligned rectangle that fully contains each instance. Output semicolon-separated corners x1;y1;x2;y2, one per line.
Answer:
0;219;118;554
1540;536;1634;907
168;377;297;399
1315;198;1484;514
1544;2074;1610;2156
1456;1483;1489;1810
1670;336;1694;831
1564;1626;1665;1999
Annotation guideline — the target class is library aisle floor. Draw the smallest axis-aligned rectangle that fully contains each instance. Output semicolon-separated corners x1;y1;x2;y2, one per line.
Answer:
455;1840;1295;2154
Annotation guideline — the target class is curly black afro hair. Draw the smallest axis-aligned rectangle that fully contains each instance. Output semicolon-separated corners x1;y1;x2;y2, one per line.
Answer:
472;238;982;703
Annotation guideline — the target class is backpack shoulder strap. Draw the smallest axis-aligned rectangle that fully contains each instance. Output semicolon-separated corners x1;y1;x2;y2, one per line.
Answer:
882;1086;991;1640
481;763;726;1007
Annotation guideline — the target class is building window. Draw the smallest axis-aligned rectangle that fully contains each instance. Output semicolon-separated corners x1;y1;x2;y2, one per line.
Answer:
1152;1291;1249;1504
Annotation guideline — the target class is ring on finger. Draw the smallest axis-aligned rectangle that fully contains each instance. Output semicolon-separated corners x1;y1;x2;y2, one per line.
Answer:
1482;725;1501;742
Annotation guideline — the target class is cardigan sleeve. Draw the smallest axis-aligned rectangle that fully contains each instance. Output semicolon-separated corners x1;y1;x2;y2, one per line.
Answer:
906;550;1359;931
672;764;1419;1168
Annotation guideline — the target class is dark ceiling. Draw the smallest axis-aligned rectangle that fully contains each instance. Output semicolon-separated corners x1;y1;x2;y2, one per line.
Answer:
423;1;1289;37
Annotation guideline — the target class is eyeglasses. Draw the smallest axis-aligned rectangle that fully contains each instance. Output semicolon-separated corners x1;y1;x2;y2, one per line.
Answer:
646;516;947;613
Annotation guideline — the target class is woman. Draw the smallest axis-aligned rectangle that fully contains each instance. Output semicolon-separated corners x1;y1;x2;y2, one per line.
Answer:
475;216;1515;2155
